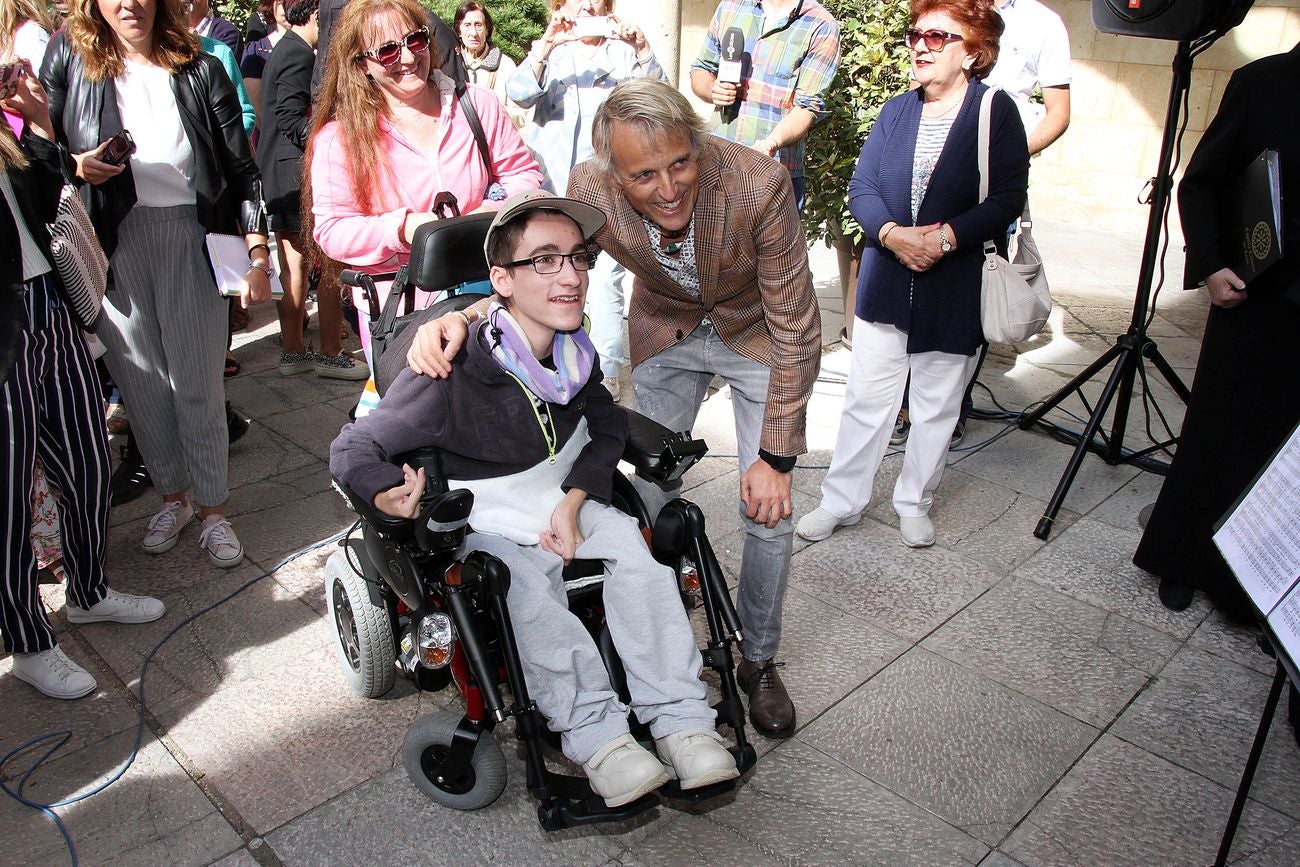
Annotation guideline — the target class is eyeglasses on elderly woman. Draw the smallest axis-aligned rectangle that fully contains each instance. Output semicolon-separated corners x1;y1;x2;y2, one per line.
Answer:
904;28;963;51
357;26;431;67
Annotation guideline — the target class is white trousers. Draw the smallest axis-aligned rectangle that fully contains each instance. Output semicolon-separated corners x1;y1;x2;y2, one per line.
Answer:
820;319;978;519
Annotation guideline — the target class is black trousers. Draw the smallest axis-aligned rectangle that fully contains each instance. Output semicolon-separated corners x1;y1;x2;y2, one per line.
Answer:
1;274;110;653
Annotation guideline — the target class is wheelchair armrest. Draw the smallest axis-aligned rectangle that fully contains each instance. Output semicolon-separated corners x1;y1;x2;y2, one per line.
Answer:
620;407;708;489
333;477;418;541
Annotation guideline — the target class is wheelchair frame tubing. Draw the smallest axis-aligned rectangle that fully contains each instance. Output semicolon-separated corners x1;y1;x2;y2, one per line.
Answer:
444;584;508;723
687;526;751;753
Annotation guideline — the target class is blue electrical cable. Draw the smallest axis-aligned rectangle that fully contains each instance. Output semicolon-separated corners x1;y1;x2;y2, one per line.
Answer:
0;525;354;867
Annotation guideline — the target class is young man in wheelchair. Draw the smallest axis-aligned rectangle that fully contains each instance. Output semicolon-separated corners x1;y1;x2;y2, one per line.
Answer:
330;191;738;807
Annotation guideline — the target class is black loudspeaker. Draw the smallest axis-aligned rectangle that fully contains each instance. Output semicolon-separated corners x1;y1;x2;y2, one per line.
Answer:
1092;0;1252;40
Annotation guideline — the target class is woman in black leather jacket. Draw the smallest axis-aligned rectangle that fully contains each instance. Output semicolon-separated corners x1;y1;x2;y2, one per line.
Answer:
2;62;165;699
41;0;272;568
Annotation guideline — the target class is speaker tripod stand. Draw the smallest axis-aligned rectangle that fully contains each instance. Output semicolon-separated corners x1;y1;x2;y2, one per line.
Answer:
1018;41;1199;540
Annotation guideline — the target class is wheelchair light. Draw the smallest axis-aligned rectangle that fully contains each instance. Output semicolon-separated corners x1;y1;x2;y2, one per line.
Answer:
679;559;701;592
417;612;455;668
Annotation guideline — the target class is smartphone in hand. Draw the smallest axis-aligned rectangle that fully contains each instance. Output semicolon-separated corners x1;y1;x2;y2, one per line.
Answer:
100;129;136;167
571;15;616;39
0;61;24;100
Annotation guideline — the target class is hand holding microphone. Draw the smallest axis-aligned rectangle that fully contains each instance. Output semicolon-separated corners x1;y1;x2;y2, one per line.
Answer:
716;26;745;121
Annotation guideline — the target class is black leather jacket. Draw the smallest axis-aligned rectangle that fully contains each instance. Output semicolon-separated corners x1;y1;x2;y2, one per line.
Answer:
40;31;266;257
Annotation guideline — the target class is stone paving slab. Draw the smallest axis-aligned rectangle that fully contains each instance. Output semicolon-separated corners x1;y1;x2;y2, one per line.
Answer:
1001;734;1297;867
1013;516;1210;640
921;577;1179;728
0;728;243;867
801;648;1099;846
1111;646;1300;819
640;738;990;866
790;518;1003;643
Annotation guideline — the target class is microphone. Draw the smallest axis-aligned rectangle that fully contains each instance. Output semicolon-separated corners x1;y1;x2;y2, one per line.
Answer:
718;26;744;125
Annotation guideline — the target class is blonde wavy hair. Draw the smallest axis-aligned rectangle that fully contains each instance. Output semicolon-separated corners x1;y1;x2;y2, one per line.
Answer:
68;0;199;80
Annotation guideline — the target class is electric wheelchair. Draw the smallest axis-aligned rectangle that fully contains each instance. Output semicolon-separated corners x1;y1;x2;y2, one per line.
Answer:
326;214;758;830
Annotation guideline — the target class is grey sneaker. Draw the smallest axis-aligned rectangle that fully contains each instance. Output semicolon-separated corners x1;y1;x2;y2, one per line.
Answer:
142;501;194;554
199;516;244;568
279;350;315;376
314;351;370;381
890;410;910;446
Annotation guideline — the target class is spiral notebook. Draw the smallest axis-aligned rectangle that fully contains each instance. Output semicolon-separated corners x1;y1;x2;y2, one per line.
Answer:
205;233;284;299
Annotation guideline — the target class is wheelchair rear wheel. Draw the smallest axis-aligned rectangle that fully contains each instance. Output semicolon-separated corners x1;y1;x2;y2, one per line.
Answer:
403;712;507;810
325;547;396;698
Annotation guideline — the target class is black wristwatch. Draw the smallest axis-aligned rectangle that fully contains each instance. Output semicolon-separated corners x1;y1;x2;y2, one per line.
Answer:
758;449;796;473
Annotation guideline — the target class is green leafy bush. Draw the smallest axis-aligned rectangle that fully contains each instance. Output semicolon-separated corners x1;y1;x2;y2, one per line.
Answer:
802;0;912;247
422;0;549;62
216;0;548;61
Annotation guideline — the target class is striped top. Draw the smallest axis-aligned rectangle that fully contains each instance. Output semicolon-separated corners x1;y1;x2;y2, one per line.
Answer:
911;117;956;222
692;0;841;179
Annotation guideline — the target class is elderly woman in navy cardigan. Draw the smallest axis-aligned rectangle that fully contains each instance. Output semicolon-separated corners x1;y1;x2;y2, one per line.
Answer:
798;0;1027;549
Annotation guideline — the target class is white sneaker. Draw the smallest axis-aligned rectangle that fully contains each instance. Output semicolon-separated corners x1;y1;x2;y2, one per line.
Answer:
12;646;96;699
142;501;194;554
66;588;165;624
899;514;935;548
655;729;739;789
795;507;861;542
582;733;669;807
199;516;244;568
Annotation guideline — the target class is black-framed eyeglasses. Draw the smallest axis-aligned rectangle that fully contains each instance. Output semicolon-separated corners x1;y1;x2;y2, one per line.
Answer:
358;27;431;67
502;250;601;275
904;28;964;51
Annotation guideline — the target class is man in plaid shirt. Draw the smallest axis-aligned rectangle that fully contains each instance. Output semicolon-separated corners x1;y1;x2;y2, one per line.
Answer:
690;0;841;211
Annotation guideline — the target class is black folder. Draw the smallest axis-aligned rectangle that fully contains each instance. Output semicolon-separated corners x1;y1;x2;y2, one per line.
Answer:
1229;148;1283;282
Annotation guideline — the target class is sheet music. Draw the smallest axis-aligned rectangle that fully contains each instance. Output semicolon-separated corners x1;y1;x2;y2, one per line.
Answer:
1213;423;1300;630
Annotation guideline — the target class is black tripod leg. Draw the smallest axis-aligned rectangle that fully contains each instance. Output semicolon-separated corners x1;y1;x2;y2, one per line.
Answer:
1019;341;1124;430
1142;342;1192;403
1032;347;1134;539
1215;662;1287;866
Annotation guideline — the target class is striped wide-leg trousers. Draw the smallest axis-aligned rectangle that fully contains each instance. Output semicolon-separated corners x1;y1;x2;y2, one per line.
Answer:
1;274;111;654
97;206;230;507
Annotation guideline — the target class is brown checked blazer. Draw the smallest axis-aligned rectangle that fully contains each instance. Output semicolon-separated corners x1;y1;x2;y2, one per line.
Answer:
568;138;821;458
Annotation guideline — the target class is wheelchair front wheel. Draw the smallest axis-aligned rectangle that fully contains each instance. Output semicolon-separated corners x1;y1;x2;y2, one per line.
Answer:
325;547;396;698
403;712;507;811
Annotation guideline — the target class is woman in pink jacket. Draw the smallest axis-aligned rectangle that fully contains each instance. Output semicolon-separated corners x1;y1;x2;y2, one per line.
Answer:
306;0;541;357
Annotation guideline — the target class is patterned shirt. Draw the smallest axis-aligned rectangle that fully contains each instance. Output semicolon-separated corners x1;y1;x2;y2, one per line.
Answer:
643;217;701;298
692;0;841;180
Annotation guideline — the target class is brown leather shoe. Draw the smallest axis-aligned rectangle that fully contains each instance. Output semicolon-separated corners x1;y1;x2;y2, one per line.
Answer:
737;657;796;739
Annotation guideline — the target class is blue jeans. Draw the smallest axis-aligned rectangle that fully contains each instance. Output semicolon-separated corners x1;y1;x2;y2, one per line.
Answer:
630;321;793;662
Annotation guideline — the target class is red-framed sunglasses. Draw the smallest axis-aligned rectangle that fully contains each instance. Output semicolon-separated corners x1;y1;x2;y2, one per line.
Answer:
358;27;431;67
904;28;964;51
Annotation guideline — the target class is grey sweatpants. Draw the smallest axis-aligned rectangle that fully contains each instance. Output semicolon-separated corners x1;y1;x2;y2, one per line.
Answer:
466;499;715;765
98;206;230;507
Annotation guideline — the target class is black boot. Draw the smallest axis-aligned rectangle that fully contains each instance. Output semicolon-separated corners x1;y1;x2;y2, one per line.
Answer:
110;431;152;506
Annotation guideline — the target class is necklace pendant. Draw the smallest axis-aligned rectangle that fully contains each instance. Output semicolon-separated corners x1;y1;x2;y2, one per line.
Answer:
665;242;681;255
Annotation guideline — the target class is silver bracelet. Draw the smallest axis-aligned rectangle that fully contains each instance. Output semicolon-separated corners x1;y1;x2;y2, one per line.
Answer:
453;309;473;329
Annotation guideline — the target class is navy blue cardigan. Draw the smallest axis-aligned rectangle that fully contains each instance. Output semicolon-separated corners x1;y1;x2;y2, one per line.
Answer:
850;80;1029;355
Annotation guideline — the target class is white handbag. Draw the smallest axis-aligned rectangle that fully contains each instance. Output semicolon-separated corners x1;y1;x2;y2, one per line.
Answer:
976;87;1051;345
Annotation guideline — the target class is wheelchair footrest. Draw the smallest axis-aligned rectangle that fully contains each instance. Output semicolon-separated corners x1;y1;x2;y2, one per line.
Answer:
535;774;659;831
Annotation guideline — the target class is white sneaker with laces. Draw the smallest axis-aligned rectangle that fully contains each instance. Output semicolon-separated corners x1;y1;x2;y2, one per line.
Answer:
12;646;96;699
66;588;165;624
582;733;669;807
142;501;194;554
655;729;739;789
795;507;861;542
199;516;244;568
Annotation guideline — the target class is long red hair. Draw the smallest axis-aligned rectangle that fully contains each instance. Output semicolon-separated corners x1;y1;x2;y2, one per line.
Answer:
302;0;441;228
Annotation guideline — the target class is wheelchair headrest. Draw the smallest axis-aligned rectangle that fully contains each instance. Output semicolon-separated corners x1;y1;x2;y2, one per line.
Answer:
406;212;495;295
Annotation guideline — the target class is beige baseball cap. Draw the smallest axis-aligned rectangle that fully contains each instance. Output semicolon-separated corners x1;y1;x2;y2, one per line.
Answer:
484;190;608;262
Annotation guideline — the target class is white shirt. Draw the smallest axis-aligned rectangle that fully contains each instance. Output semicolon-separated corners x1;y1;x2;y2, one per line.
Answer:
984;0;1072;135
3;20;50;67
114;60;196;207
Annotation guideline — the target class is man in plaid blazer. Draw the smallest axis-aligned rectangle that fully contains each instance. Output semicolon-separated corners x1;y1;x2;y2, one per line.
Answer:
570;79;820;738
